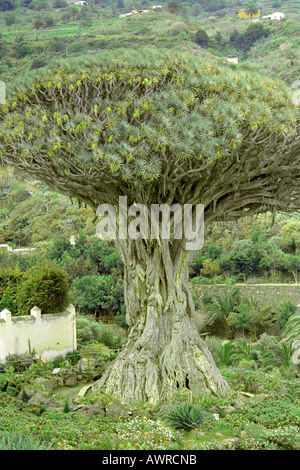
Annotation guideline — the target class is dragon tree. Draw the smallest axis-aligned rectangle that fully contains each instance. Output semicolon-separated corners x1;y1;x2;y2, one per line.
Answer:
0;50;299;404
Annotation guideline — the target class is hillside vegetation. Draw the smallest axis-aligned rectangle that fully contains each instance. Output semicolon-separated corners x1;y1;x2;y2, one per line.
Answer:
0;0;299;86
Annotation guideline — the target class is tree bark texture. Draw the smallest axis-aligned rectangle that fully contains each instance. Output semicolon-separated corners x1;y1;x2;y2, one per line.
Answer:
91;239;230;403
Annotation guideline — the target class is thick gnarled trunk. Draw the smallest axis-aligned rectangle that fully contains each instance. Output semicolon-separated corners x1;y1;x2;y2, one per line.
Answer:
91;239;230;403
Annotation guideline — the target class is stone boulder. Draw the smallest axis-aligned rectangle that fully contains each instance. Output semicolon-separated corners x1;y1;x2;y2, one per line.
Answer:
105;402;130;418
27;394;60;410
76;404;106;418
62;371;78;387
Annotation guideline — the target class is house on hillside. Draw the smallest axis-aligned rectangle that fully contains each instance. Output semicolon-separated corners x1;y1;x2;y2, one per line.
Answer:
262;12;285;20
119;9;151;18
227;57;238;64
66;0;87;4
235;9;261;19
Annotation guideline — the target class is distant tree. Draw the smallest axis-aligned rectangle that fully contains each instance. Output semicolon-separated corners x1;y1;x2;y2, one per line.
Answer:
259;236;284;277
283;253;300;283
28;0;49;9
201;258;221;277
280;220;300;254
53;0;67;7
242;23;271;51
214;31;223;45
0;0;15;11
0;38;7;59
278;301;296;329
32;18;45;30
31;59;47;70
44;15;56;27
195;28;209;47
229;23;271;53
229;29;242;49
246;4;259;18
46;234;73;261
167;1;182;14
189;250;205;277
12;35;29;58
192;5;201;16
70;274;124;315
206;244;222;260
4;11;17;25
205;0;226;12
227;301;255;337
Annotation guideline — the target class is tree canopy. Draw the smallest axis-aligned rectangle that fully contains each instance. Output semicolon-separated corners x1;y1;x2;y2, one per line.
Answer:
1;49;299;223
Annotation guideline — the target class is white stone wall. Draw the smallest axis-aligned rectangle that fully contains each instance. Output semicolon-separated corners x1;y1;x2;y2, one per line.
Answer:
0;304;77;363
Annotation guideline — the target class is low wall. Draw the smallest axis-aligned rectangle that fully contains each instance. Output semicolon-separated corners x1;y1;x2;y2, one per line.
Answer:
191;283;300;310
0;304;77;363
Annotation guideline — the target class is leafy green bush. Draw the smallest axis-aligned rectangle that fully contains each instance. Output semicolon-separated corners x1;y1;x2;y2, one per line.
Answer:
76;317;126;349
15;263;70;315
0;263;69;316
278;301;296;329
65;350;81;365
5;353;34;372
0;266;24;313
70;274;124;315
163;404;214;431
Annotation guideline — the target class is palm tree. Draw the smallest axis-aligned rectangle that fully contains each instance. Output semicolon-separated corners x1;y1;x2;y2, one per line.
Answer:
260;341;295;370
246;5;259;18
205;287;240;337
217;341;237;367
282;312;300;341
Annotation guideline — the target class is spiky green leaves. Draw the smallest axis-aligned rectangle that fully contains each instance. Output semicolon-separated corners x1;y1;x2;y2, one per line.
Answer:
163;403;215;431
0;49;299;213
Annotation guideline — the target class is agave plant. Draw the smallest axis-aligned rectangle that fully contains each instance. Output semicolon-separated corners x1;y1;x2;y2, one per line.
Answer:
163;403;211;431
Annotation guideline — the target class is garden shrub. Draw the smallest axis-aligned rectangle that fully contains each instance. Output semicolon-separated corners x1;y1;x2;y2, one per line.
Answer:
5;353;34;372
15;263;70;315
225;394;300;429
114;306;129;330
0;264;69;316
65;350;81;365
278;301;296;329
236;423;300;450
76;317;126;349
70;274;124;316
0;266;24;313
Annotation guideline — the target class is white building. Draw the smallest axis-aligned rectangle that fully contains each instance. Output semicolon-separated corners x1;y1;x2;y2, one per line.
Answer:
262;12;285;20
227;57;239;64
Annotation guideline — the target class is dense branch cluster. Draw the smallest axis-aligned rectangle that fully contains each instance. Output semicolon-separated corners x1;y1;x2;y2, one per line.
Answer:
0;50;299;221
